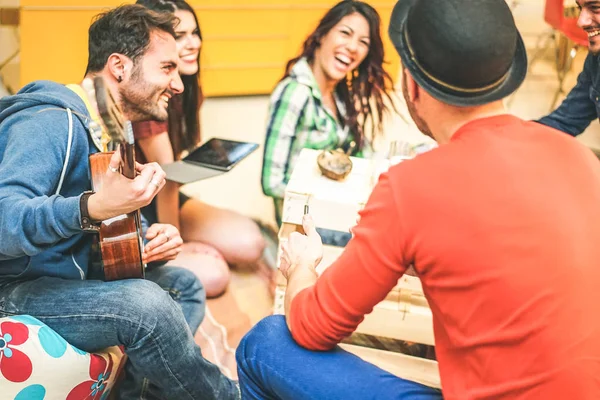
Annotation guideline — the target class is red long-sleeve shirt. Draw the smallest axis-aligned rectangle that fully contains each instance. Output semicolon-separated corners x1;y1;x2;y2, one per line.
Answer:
290;115;600;399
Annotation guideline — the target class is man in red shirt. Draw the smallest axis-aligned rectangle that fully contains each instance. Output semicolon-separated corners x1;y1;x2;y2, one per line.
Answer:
235;0;600;398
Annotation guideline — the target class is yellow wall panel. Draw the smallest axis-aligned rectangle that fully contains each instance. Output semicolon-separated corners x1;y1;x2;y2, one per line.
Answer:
21;0;125;6
20;1;400;96
20;9;98;86
199;9;289;35
203;67;284;97
202;39;288;66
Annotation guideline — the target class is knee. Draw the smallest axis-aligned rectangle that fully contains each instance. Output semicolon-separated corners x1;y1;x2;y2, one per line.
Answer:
201;262;230;298
249;315;289;340
232;228;266;264
119;280;189;338
173;244;231;297
164;266;207;305
248;233;267;262
189;256;231;298
236;315;288;365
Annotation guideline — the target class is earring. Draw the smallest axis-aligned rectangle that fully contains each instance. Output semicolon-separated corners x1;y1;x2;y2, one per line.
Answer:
117;76;123;83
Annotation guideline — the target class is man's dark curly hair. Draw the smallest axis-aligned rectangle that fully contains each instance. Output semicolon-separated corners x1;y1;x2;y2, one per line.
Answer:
85;4;177;74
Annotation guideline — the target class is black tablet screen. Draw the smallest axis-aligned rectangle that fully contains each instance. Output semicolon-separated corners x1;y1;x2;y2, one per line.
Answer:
183;138;258;171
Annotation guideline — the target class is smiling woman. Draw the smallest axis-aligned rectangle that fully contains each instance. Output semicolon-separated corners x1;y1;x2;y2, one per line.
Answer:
261;0;397;226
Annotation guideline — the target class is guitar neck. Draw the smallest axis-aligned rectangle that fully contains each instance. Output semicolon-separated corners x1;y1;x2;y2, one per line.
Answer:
117;119;137;180
120;143;136;180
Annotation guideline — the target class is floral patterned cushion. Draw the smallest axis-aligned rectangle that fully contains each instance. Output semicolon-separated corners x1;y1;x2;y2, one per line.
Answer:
0;315;126;400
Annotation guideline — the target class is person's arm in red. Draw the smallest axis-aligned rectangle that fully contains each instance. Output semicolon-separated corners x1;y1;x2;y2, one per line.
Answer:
287;172;410;350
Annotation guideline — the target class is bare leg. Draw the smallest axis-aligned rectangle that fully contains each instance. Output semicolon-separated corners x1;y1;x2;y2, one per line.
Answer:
168;241;230;298
179;198;266;266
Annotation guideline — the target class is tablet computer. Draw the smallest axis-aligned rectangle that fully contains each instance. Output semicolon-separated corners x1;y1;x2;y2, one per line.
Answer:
163;138;259;184
183;138;259;172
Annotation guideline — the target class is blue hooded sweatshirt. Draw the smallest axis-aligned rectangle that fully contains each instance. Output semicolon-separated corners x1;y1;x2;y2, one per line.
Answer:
0;80;99;281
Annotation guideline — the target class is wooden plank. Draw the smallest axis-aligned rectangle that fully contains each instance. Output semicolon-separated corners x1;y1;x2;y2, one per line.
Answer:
357;298;434;345
340;344;441;389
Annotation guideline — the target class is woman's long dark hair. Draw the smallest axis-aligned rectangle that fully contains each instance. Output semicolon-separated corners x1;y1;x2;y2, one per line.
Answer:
136;0;203;158
284;0;395;151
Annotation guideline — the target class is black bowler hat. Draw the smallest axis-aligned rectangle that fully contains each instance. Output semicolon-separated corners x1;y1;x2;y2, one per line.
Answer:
389;0;527;106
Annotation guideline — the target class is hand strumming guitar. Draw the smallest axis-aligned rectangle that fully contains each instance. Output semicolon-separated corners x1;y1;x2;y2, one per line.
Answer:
143;223;183;263
87;148;166;221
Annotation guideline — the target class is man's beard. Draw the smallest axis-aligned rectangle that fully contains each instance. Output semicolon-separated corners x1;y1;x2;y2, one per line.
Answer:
402;73;434;140
119;65;169;122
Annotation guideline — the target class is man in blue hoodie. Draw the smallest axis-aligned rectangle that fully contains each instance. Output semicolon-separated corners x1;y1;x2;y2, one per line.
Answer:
0;4;239;399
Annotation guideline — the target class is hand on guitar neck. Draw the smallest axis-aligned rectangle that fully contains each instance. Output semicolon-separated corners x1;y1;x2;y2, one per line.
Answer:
87;149;166;221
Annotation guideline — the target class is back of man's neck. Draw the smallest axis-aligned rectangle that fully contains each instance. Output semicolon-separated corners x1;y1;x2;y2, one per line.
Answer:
432;102;507;144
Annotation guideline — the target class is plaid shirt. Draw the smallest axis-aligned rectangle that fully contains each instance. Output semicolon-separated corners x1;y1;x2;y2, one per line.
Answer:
261;58;358;207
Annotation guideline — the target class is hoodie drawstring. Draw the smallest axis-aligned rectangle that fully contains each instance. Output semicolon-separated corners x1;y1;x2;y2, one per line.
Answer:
55;108;73;195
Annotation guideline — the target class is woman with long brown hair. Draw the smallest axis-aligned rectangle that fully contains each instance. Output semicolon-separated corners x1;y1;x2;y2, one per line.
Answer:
134;0;265;297
261;0;396;225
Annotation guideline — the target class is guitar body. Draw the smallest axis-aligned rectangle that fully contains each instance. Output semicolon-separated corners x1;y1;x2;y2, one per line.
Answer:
89;151;145;280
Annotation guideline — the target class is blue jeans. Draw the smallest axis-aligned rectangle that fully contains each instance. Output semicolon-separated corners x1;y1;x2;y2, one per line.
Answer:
0;266;239;400
236;315;443;400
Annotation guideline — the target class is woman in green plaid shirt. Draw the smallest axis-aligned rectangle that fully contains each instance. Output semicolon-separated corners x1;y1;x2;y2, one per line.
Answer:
261;0;396;225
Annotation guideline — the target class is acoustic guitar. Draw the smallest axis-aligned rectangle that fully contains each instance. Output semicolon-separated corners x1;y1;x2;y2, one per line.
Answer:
84;76;145;281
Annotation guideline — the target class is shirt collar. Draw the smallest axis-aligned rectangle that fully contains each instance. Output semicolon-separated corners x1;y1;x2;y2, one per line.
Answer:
290;57;347;117
290;57;321;98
